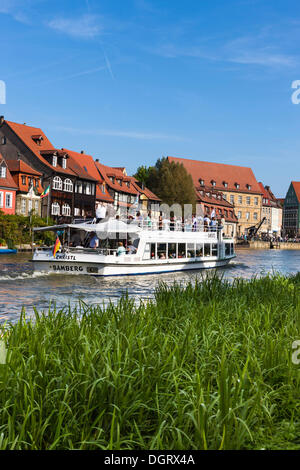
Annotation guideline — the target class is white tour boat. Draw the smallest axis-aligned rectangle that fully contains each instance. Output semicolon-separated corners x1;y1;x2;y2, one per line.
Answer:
32;218;236;277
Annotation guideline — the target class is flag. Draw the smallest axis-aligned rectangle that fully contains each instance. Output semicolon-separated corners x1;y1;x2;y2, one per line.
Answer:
41;185;50;199
53;236;61;257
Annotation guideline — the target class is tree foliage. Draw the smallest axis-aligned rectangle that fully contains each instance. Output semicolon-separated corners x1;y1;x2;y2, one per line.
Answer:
0;212;55;247
135;158;196;207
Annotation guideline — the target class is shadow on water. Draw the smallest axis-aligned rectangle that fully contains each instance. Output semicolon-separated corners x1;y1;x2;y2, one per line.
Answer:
0;249;299;322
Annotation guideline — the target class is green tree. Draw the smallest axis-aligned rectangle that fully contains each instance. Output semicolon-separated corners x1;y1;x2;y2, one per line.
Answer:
133;165;154;187
142;158;196;208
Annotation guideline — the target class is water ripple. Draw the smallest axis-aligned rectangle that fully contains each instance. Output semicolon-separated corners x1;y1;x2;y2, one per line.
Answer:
0;249;299;322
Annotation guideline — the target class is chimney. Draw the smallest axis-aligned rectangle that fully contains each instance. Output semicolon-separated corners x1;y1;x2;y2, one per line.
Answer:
0;116;4;126
81;150;84;154
95;159;99;162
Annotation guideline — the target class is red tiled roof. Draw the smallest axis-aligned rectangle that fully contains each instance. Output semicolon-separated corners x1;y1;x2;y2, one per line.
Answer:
292;182;300;202
196;187;234;207
167;156;262;195
5;121;76;176
96;184;114;203
61;149;99;182
259;182;281;208
258;182;270;205
95;162;138;195
0;154;18;190
6;159;42;176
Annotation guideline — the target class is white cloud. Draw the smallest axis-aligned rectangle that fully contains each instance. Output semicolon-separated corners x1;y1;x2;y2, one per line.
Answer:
0;0;31;23
47;14;102;39
145;27;297;68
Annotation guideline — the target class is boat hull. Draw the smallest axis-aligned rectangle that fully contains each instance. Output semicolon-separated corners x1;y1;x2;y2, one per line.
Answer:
0;249;17;254
33;256;235;277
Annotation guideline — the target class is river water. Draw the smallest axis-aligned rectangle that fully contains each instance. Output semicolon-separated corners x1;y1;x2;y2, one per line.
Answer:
0;248;299;323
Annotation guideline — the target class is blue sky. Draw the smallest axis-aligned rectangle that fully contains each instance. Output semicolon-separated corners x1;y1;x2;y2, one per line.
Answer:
1;0;300;197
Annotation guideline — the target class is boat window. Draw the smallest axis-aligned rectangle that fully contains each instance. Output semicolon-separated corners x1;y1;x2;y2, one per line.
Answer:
187;243;195;258
204;244;211;257
212;244;218;257
157;243;167;259
225;244;231;256
143;243;155;260
178;244;186;258
196;243;203;257
168;243;177;259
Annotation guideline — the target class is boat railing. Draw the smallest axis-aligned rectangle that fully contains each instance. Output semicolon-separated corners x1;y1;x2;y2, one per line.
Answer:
134;220;221;233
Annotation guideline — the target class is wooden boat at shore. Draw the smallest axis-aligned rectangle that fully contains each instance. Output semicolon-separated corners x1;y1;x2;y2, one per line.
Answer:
32;218;236;277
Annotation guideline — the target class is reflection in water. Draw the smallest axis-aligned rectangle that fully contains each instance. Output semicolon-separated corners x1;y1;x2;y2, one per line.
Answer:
0;249;299;323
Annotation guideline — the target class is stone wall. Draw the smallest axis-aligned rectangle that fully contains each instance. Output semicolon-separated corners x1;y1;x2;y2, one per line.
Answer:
248;241;300;250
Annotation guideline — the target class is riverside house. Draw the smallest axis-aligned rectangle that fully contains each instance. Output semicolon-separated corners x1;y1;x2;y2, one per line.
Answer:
282;181;300;238
167;156;263;237
7;159;43;217
0;154;17;214
0;117;96;221
94;162;161;217
258;182;282;236
196;186;238;238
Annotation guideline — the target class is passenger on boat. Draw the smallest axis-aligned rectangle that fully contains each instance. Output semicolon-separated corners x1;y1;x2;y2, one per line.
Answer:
170;213;175;231
204;215;210;231
192;215;197;232
136;211;144;227
158;212;163;231
127;241;137;254
89;232;99;249
210;217;217;231
146;211;152;228
117;242;126;256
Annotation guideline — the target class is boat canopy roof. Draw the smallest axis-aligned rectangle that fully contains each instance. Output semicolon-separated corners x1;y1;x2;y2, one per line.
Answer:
33;219;141;234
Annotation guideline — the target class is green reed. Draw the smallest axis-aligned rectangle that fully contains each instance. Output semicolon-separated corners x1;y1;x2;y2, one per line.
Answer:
0;272;299;450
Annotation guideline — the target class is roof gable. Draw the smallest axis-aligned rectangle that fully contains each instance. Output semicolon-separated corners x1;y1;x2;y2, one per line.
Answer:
61;149;99;182
0;154;18;190
5;120;76;176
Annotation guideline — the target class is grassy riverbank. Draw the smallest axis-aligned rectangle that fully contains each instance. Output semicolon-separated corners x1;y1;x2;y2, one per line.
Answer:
0;273;299;450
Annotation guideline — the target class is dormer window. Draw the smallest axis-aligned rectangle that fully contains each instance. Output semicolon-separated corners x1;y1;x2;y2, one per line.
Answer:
32;135;43;146
211;180;216;187
223;181;228;188
199;178;204;186
52;155;57;167
235;182;240;189
0;165;6;178
62;158;67;169
246;184;251;190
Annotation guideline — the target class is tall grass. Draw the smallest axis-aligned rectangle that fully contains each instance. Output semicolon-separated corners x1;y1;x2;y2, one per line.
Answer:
0;272;299;450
